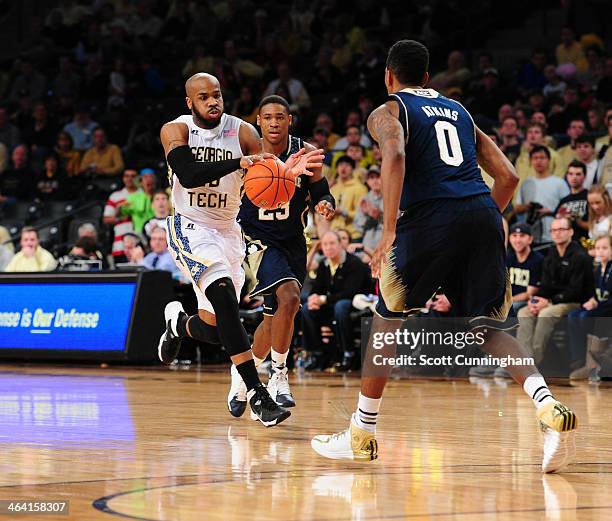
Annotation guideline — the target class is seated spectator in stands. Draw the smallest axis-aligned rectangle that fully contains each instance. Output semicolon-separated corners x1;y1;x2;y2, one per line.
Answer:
80;127;124;177
514;146;570;243
263;62;310;113
121;232;146;265
515;123;565;187
314;112;340;150
371;141;382;166
567;234;612;376
4;227;57;272
9;59;47;102
331;124;372;152
428;50;471;95
0;225;14;271
507;223;543;312
543;64;567;99
599;144;612;193
330;156;367;239
182;44;214;79
140;227;179;276
516;217;594;365
23;102;57;154
58;236;105;270
575;135;599;188
468;68;511;122
63;106;97;152
517;49;547;94
354;166;383;254
557;119;586;172
54;131;80;177
555;160;590;240
0;144;36;206
119;168;156;234
103;168;140;263
548;86;588;135
301;231;372;369
143;189;170;242
0;106;21;151
587;184;612;240
75;222;108;268
231;85;258;125
35;153;70;201
556;27;587;71
497;116;522;163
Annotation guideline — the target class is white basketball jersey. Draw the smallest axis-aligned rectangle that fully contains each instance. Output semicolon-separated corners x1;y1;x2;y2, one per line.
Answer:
169;113;244;226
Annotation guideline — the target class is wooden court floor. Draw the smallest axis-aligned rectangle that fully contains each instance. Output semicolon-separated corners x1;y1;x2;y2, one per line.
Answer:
0;365;610;521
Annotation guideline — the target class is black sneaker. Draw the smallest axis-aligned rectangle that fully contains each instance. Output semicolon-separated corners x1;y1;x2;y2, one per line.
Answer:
158;301;186;365
248;383;291;427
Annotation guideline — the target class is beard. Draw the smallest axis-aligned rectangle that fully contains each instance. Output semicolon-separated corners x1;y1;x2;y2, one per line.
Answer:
192;106;223;129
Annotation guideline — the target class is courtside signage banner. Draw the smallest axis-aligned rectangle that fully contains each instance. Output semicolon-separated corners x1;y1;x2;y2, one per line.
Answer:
0;283;137;351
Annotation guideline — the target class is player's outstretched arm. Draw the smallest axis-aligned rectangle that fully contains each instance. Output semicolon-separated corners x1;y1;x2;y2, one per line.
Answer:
161;122;267;189
303;141;335;220
475;127;519;211
367;102;405;278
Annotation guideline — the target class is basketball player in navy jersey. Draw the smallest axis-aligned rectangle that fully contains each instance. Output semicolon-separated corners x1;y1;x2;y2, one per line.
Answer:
311;41;578;472
227;95;335;417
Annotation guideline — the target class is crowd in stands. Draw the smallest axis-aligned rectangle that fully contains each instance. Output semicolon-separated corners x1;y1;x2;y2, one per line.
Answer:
0;0;611;375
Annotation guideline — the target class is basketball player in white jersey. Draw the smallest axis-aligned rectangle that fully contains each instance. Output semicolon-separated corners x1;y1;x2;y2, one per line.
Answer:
158;73;324;427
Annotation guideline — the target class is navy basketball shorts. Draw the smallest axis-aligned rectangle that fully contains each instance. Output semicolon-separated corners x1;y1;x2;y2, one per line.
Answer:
375;194;514;330
244;235;307;317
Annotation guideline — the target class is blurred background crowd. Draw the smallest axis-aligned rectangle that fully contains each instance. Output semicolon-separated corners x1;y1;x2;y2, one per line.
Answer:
0;0;610;376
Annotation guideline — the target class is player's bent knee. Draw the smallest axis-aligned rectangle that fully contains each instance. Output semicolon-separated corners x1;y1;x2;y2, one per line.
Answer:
205;277;239;314
276;285;301;315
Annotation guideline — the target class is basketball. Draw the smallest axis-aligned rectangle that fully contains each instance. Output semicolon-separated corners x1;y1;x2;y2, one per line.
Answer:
244;158;296;209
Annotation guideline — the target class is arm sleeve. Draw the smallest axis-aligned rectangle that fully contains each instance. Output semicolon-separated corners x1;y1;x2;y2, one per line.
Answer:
308;178;335;208
167;145;242;189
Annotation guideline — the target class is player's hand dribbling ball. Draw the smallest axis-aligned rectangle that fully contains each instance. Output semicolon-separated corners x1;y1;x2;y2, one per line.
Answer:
244;157;296;209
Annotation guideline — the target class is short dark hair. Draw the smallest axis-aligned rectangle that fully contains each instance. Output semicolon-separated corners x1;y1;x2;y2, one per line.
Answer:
529;144;550;159
575;134;595;147
336;155;355;168
258;95;290;114
386;40;429;85
153;189;169;198
567;159;587;176
21;226;38;238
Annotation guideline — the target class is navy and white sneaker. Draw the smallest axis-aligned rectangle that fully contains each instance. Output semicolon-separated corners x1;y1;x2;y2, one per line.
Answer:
267;364;296;407
158;301;186;365
227;364;248;417
248;383;291;427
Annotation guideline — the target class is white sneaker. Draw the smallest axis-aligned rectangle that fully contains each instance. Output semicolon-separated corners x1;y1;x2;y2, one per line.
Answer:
227;364;247;417
311;414;378;461
267;364;296;407
537;401;578;473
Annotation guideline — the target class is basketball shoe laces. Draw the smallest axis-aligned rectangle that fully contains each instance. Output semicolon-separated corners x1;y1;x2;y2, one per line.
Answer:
272;365;291;396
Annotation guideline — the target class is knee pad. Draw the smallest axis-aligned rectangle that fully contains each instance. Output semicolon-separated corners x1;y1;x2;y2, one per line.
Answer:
205;277;250;357
205;277;239;314
187;315;220;345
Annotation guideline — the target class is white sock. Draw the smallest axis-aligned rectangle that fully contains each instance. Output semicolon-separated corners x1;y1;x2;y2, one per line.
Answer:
353;393;381;433
271;348;288;367
523;373;556;409
253;354;265;368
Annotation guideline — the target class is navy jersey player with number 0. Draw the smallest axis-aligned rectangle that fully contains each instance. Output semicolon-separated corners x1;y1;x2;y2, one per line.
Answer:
311;40;578;473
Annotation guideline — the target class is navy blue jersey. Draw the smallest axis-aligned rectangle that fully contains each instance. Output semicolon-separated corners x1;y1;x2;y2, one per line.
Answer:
506;249;544;296
238;135;310;242
389;88;490;210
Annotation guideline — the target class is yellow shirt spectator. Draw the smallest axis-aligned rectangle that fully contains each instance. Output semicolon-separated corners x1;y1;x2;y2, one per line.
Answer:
80;127;124;177
330;157;368;239
4;228;57;272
